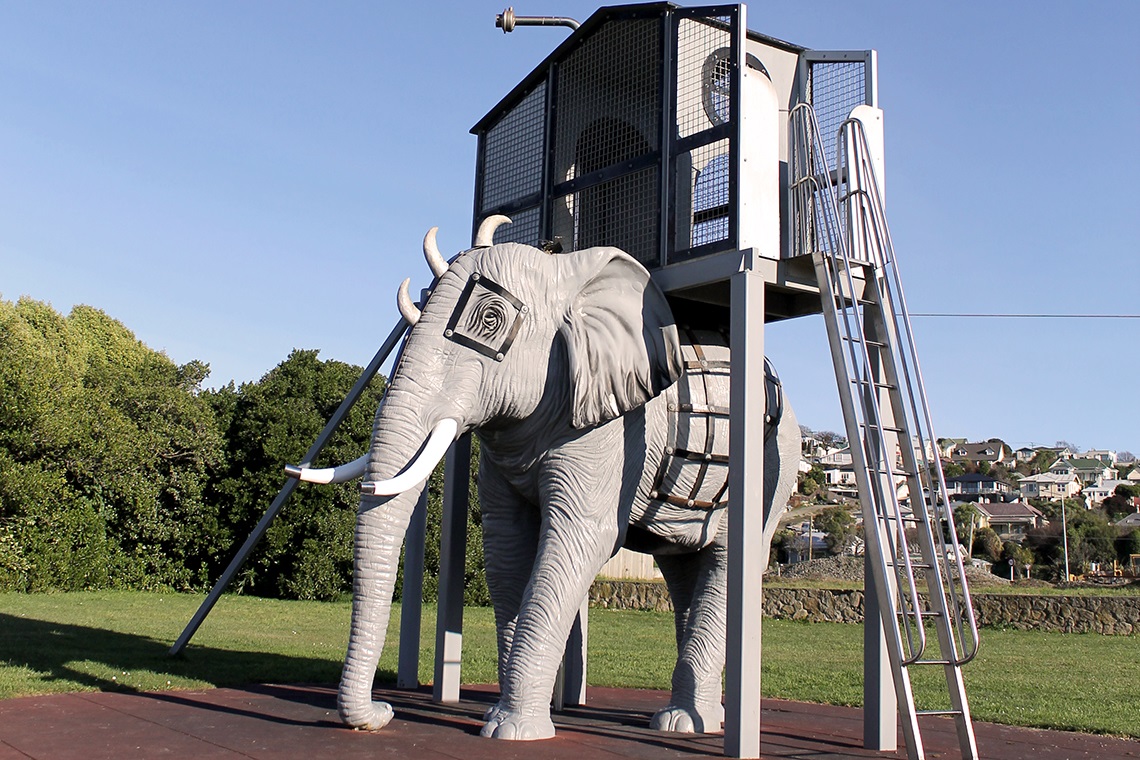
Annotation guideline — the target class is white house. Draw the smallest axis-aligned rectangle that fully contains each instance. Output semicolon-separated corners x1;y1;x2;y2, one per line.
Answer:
1084;479;1131;507
1084;449;1118;465
1018;472;1081;501
1049;457;1118;486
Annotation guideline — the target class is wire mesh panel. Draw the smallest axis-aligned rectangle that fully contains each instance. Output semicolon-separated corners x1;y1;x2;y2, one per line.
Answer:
676;14;733;139
553;166;659;267
479;83;547;215
492;205;542;248
548;17;662;263
689;139;731;246
551;19;661;183
472;5;767;273
670;7;738;262
806;57;868;175
791;52;875;259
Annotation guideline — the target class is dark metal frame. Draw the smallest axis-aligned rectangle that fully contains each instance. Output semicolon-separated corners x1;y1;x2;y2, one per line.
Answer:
444;273;527;361
471;4;745;269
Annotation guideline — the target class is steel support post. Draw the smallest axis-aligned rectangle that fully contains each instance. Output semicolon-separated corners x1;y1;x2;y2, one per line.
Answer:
861;276;899;751
725;269;765;758
397;490;429;689
433;434;471;704
554;600;589;710
863;557;897;749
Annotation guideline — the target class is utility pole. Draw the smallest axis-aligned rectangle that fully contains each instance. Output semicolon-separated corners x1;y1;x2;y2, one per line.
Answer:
1060;486;1071;582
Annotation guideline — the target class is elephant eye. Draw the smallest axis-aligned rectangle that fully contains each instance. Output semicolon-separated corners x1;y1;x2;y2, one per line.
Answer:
445;274;526;361
465;293;510;339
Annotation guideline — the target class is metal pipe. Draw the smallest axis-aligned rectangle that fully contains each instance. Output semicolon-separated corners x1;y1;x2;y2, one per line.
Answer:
496;7;580;33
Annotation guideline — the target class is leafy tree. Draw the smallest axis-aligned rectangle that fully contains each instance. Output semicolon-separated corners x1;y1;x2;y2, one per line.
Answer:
1115;529;1140;564
0;297;223;592
952;504;980;550
1115;483;1139;500
972;527;1002;563
205;349;387;600
798;465;827;498
995;541;1034;579
1102;492;1136;519
814;506;856;555
1026;509;1117;578
1028;449;1059;474
941;461;965;479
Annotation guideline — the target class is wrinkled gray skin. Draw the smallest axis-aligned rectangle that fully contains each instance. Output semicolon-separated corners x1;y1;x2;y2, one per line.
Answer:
338;241;799;739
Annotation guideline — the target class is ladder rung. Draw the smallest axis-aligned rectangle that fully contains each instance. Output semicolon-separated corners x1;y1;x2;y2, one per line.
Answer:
859;423;906;434
916;709;965;717
896;608;944;619
851;378;898;391
840;335;887;348
909;659;956;667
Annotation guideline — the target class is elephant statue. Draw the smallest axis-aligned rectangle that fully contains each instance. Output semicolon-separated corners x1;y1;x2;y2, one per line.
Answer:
288;215;800;740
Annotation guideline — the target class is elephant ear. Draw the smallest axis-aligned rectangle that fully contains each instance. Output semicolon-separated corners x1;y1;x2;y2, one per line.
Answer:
560;248;683;429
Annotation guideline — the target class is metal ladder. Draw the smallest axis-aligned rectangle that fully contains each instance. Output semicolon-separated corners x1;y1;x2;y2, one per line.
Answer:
789;102;980;760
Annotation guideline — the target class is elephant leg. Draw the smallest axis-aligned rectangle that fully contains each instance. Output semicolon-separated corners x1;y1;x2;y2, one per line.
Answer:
481;458;623;740
651;538;728;734
478;458;540;723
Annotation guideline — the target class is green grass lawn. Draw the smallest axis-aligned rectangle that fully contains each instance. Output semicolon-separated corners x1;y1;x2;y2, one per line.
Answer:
1;591;1136;737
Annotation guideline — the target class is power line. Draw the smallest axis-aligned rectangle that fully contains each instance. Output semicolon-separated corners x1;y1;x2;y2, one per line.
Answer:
907;313;1140;319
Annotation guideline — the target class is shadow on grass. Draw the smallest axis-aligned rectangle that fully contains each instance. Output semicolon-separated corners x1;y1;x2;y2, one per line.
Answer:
0;612;396;696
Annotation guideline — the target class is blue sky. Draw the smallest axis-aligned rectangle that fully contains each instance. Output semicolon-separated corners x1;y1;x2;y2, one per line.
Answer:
2;1;1137;454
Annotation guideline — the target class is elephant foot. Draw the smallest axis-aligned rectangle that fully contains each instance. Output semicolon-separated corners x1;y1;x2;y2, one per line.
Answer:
650;702;724;734
339;700;394;732
480;706;555;740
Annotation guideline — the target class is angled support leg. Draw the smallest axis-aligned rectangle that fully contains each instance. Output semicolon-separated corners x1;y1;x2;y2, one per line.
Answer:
170;318;408;656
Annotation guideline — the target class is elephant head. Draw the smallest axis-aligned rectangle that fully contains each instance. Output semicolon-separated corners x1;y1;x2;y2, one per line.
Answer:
293;216;684;730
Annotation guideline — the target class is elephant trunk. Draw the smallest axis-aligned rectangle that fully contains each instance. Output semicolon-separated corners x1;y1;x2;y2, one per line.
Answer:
337;480;424;729
337;380;455;729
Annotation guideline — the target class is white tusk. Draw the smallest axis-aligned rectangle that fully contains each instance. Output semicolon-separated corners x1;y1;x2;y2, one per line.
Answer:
423;226;449;279
360;418;459;497
285;454;369;484
474;214;512;247
397;278;421;326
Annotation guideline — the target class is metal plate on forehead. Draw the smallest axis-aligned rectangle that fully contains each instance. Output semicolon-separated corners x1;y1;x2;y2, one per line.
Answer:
443;274;527;362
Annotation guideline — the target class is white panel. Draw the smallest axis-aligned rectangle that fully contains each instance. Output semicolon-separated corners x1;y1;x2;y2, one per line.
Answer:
738;67;780;258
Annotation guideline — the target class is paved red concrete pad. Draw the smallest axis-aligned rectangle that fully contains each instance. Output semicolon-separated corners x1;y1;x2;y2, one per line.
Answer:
0;684;1136;759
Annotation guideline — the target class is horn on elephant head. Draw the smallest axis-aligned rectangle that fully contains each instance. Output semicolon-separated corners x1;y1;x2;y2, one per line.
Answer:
474;214;512;247
397;278;421;326
360;418;459;497
423;226;449;279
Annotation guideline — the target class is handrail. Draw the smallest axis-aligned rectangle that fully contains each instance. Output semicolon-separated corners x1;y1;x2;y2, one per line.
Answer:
836;116;980;665
789;102;929;664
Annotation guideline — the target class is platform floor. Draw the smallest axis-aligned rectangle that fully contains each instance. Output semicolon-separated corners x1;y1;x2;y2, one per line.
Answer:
0;683;1136;760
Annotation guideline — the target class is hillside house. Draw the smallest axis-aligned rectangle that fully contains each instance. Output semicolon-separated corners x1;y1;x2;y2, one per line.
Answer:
947;441;1009;468
1116;512;1140;529
1014;447;1037;463
1083;479;1132;508
974;501;1045;540
1085;449;1118;465
944;473;1012;501
1049;457;1118;486
1017;472;1081;501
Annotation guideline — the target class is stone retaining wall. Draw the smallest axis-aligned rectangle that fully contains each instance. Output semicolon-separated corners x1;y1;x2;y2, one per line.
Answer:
588;580;1139;635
